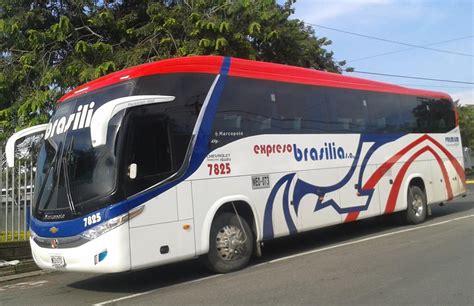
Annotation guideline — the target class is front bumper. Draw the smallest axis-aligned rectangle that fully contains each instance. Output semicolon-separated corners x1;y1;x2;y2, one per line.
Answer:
30;223;131;273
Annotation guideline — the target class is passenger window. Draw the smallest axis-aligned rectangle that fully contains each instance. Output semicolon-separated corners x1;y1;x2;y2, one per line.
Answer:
366;92;401;133
124;106;173;196
211;77;276;148
328;89;368;133
422;99;455;133
211;77;456;145
399;96;419;132
277;84;332;133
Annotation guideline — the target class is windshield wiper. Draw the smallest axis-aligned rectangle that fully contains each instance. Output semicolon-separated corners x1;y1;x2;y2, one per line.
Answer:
62;137;76;215
36;141;62;210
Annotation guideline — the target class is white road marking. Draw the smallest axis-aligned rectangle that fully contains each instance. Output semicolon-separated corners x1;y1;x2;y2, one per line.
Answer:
93;274;222;306
94;214;474;305
0;280;48;291
269;214;474;263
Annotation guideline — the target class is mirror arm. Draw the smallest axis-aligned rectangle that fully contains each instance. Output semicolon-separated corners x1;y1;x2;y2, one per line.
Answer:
90;95;175;148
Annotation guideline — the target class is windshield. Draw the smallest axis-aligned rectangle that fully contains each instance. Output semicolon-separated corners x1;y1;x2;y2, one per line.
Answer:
33;73;215;221
33;82;133;220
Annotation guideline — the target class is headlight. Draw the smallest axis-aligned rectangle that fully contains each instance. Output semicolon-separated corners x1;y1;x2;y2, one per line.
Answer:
29;228;37;239
80;205;144;241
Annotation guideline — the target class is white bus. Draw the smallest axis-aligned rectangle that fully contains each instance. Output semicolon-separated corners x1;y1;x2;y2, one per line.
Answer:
6;56;466;273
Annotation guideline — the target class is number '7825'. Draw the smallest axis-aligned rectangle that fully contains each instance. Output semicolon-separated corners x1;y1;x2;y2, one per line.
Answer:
83;212;101;227
207;163;231;176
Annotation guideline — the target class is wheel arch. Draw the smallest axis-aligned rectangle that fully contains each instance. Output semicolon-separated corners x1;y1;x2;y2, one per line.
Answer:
197;195;261;255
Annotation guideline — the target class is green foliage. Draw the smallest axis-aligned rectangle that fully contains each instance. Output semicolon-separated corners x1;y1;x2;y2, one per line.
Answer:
1;231;30;242
456;102;474;150
0;0;348;144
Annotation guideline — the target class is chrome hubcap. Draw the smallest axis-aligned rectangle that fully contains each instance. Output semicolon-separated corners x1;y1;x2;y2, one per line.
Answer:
215;225;246;261
412;194;424;217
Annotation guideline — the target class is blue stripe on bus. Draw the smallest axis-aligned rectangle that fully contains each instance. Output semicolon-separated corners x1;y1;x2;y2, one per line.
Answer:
263;173;295;240
31;57;232;238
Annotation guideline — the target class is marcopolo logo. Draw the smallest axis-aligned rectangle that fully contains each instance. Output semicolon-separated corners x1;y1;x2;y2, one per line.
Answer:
293;142;353;162
45;102;95;139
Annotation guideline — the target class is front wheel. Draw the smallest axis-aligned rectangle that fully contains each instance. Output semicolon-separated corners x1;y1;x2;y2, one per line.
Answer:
202;212;254;273
405;185;427;224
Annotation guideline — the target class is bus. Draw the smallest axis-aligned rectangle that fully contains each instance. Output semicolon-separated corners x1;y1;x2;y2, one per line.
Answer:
6;56;466;273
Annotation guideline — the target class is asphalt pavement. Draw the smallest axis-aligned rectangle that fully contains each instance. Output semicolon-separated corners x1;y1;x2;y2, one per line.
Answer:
1;185;473;306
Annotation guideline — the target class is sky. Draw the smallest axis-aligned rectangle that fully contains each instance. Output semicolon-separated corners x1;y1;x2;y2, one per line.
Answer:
283;0;474;105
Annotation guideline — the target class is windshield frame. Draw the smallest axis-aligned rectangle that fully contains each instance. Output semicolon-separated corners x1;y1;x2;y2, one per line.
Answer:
33;81;135;221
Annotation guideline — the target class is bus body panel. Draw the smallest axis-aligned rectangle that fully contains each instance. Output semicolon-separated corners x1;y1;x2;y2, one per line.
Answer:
188;129;465;252
296;169;344;231
128;188;178;227
30;223;131;273
177;182;194;220
128;187;196;269
129;219;195;270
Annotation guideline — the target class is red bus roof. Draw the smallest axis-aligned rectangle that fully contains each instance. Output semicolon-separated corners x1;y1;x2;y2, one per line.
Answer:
59;56;451;102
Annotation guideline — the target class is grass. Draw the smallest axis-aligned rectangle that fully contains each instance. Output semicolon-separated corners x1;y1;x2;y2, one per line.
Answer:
0;231;30;242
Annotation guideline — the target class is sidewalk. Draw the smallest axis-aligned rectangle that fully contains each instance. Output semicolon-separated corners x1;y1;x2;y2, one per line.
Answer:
0;259;46;282
466;170;474;183
0;240;45;283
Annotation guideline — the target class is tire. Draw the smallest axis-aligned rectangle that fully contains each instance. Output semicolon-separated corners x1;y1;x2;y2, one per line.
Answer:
202;212;254;273
405;185;427;224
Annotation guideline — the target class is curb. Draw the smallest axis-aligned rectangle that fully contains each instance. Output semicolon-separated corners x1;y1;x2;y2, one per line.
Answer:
0;270;51;283
0;258;43;283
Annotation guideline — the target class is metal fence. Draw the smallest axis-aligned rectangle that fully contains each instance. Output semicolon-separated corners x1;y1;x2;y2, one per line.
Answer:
1;152;36;242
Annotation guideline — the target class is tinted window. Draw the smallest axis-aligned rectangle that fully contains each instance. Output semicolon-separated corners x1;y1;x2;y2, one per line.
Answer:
123;107;172;196
211;78;276;148
326;88;368;133
366;92;401;133
399;96;422;132
412;98;455;133
123;73;214;196
210;77;455;149
277;84;334;133
212;78;338;148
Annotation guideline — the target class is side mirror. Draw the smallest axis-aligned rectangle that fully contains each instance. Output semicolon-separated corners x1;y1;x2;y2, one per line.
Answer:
5;124;49;167
90;95;175;148
128;163;137;179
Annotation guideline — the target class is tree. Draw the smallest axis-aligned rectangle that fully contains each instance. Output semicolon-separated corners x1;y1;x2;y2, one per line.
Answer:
456;101;474;150
0;0;348;144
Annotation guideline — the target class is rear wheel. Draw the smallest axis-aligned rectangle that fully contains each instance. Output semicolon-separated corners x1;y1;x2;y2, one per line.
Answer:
203;212;253;273
405;185;427;224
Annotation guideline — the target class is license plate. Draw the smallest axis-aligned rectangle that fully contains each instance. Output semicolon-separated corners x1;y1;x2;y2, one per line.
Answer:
252;175;270;189
50;255;65;268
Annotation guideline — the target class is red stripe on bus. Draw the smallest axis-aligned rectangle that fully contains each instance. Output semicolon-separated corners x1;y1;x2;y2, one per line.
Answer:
384;146;453;214
228;58;451;99
363;134;464;193
425;136;466;190
431;149;454;201
59;56;224;102
363;135;429;190
59;56;452;103
344;212;360;223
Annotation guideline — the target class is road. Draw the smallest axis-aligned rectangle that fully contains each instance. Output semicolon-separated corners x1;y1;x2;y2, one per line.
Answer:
1;185;473;305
